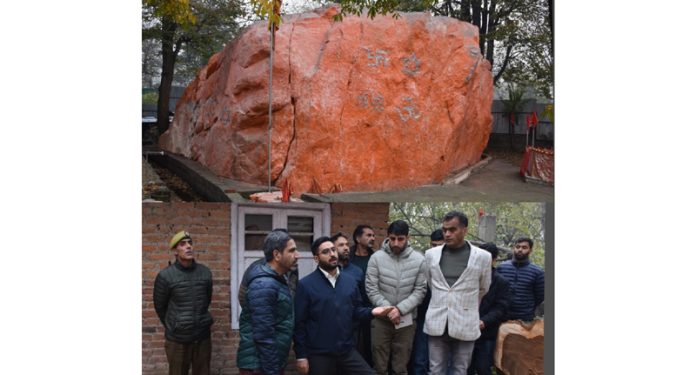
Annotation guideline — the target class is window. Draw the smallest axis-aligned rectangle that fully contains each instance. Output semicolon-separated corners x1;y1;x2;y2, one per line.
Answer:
231;203;331;329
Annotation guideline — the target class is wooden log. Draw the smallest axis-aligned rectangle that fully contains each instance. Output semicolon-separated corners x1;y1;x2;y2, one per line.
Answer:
494;319;544;375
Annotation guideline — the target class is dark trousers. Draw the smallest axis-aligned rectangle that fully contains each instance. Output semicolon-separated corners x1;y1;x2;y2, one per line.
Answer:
164;337;211;375
408;314;429;375
357;320;374;366
466;338;496;375
308;349;373;375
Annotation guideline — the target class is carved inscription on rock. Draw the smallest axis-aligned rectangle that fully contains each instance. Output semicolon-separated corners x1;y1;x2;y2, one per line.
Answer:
401;53;421;76
395;97;421;122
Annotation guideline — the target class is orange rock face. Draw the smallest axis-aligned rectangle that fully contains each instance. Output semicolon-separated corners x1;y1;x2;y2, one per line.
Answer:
160;6;493;194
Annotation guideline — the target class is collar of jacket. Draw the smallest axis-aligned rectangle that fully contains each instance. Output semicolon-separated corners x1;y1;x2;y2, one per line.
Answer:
174;259;197;271
318;264;340;280
379;238;414;257
349;244;374;258
259;263;289;284
313;266;343;285
513;259;531;267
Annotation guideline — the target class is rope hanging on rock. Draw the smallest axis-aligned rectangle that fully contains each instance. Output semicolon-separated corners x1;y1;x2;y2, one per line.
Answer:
268;29;273;192
267;0;282;192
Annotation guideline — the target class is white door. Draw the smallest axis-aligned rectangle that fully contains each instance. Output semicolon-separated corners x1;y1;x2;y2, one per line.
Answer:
231;203;330;329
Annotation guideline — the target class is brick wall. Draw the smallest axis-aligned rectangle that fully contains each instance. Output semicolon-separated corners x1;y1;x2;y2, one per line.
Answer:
142;202;236;375
330;202;390;246
142;202;390;374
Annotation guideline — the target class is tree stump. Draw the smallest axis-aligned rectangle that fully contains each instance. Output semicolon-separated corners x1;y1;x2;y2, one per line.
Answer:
494;319;544;375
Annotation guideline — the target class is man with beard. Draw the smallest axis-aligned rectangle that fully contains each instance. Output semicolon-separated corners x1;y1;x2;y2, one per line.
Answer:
154;231;214;375
349;225;376;277
294;237;394;375
349;224;376;365
237;230;299;375
424;211;491;375
332;231;370;363
496;237;544;322
332;232;363;284
366;220;427;375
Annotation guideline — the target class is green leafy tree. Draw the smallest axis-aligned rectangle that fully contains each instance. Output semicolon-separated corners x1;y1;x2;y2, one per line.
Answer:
142;91;159;105
389;202;546;268
419;0;552;98
500;82;529;149
142;0;244;135
494;0;553;98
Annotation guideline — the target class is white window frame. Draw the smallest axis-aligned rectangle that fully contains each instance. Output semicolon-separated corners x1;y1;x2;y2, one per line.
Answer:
230;202;331;329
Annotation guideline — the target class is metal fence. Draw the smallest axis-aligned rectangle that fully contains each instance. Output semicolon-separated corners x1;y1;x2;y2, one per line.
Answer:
491;111;553;141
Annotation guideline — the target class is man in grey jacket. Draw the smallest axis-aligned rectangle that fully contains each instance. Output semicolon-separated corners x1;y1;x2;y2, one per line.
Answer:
365;220;427;375
424;211;491;375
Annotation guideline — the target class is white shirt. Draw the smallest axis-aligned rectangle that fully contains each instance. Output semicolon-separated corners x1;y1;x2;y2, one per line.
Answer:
319;266;340;288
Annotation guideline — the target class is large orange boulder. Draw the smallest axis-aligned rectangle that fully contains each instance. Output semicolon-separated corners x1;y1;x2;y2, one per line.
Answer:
160;6;493;194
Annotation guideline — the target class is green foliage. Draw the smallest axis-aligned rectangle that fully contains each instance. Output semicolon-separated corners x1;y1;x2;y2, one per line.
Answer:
389;202;546;268
142;0;244;87
144;0;197;26
395;0;430;12
425;0;552;99
501;83;529;117
143;91;159;104
248;0;283;29
248;0;436;23
495;0;553;98
541;103;553;123
333;0;436;20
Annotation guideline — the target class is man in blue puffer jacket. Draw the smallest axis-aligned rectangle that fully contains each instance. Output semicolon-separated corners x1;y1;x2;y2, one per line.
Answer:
237;230;299;375
294;236;394;375
496;237;544;322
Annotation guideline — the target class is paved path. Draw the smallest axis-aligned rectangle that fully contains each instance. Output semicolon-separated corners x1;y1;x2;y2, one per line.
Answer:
302;159;553;202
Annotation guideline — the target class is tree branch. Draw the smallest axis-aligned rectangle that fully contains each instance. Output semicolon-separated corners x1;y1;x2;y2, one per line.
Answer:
494;43;514;83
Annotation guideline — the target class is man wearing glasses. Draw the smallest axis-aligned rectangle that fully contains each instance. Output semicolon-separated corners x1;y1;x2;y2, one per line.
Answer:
154;231;214;375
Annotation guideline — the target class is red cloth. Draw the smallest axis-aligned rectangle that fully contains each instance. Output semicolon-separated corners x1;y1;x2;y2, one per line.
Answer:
520;147;531;177
281;179;291;202
520;147;554;184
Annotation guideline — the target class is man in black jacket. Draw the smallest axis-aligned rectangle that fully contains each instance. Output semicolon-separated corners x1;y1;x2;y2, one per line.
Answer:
154;231;214;375
348;225;376;366
467;243;512;375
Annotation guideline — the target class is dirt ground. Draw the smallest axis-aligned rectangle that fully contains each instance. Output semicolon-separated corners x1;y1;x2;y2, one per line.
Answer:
144;158;205;202
485;147;525;166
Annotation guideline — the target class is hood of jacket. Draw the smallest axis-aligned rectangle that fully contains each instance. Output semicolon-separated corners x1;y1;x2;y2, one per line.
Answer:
379;238;415;258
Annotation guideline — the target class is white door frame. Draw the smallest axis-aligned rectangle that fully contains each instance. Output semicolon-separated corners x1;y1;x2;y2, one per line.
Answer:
230;202;330;329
